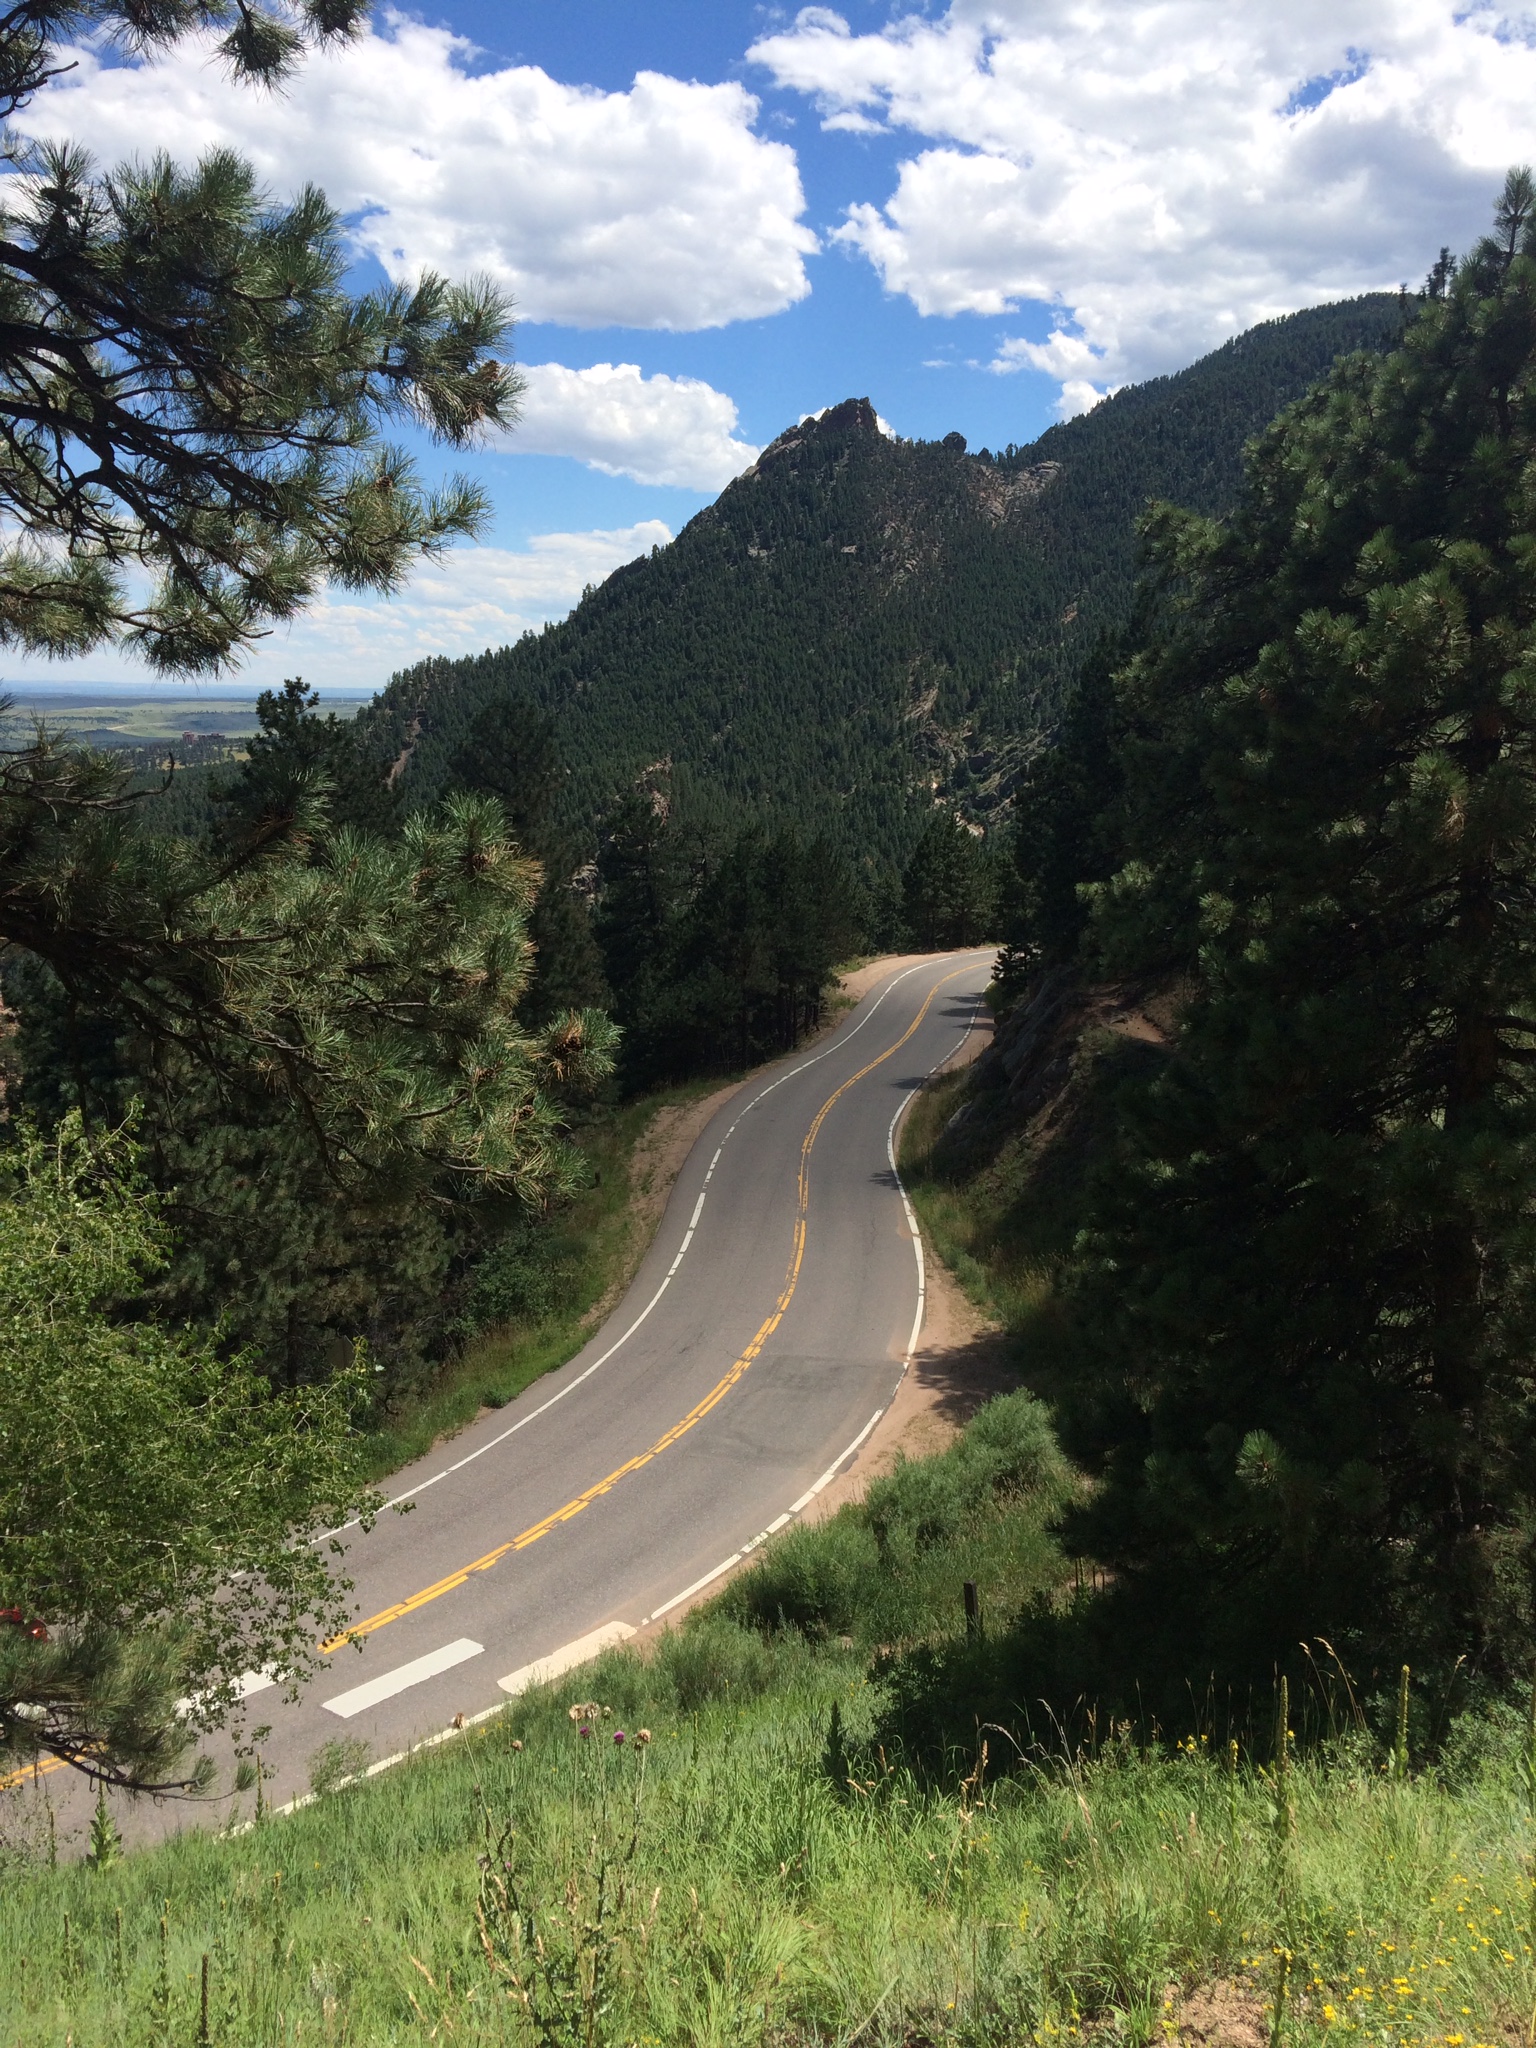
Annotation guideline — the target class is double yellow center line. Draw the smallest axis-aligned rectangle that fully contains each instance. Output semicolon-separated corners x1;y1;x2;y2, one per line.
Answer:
323;966;969;1654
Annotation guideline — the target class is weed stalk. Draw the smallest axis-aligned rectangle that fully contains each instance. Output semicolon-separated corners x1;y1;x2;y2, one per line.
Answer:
1393;1665;1411;1781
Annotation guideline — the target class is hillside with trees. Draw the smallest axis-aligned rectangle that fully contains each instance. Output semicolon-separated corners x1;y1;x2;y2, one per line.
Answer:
362;294;1405;873
907;171;1536;1724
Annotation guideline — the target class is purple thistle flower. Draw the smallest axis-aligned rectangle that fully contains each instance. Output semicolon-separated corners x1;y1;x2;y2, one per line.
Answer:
613;1729;626;1745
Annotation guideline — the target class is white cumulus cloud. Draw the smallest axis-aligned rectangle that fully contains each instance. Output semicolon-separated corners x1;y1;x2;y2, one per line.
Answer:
750;2;1535;400
38;523;673;693
513;363;760;490
241;521;674;689
27;18;816;330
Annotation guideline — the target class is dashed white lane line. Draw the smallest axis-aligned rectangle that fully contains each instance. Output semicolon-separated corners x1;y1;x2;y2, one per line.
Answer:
322;1639;484;1720
176;1664;280;1718
498;1622;637;1697
315;956;979;1544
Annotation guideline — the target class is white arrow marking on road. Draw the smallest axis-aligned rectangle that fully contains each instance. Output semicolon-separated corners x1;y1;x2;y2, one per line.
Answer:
322;1639;484;1719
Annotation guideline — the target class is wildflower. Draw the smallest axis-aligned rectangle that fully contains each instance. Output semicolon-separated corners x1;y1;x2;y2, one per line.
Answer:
614;1730;625;1746
579;1726;592;1740
637;1729;652;1744
511;1740;523;1753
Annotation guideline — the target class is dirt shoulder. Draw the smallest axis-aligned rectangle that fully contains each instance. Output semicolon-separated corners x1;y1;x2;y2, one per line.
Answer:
837;951;971;1006
805;993;1002;1523
634;986;1003;1638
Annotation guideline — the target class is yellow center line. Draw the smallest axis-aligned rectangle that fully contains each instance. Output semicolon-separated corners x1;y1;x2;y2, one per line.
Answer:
323;964;973;1654
0;1754;68;1793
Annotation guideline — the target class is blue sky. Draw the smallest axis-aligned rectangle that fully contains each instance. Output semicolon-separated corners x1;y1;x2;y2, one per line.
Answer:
18;0;1536;692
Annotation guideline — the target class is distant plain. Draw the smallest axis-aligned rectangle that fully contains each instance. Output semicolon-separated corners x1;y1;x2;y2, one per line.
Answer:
0;686;367;746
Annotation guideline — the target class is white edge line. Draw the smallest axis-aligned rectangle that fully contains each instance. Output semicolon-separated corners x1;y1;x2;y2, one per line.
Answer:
497;1621;637;1697
221;970;991;1835
314;954;988;1542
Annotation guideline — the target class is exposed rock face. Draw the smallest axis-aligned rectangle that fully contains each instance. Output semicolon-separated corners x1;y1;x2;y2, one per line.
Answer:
364;295;1405;861
954;971;1175;1137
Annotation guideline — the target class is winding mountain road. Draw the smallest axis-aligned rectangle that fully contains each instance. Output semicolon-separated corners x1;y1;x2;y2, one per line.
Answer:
33;949;994;1840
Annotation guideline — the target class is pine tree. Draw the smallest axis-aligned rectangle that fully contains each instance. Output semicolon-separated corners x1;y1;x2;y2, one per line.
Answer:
217;678;401;844
446;693;608;1022
0;4;518;674
902;814;996;949
1064;170;1536;1686
1003;637;1127;980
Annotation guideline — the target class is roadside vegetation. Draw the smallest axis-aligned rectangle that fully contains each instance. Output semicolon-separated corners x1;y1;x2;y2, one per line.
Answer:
361;1075;728;1477
4;1390;1534;2046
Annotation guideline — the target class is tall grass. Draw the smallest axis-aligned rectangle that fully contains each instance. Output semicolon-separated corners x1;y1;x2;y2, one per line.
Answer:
3;1643;1532;2045
4;1398;1533;2046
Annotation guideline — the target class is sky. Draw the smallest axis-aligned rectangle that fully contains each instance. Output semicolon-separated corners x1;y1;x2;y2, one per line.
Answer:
18;0;1536;693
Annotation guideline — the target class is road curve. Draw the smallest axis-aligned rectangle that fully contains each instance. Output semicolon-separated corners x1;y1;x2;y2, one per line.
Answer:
55;950;994;1837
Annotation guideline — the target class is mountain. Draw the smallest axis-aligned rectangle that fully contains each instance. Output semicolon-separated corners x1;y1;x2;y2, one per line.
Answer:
362;293;1406;867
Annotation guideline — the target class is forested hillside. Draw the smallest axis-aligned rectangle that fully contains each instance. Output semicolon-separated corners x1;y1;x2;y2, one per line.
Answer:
918;173;1536;1709
362;293;1404;867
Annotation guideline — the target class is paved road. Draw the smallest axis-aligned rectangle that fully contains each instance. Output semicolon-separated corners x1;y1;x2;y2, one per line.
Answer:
36;949;993;1842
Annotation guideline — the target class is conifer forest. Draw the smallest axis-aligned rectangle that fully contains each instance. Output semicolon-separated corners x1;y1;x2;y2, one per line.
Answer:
3;6;1536;2041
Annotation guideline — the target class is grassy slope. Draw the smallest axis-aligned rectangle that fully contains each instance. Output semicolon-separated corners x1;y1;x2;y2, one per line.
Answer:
3;1392;1533;2045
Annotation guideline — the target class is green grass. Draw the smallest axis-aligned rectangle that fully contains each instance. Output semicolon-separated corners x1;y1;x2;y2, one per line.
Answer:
359;1079;729;1479
3;1399;1534;2045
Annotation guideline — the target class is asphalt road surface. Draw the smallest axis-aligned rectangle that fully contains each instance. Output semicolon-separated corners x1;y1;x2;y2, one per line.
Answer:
30;949;993;1846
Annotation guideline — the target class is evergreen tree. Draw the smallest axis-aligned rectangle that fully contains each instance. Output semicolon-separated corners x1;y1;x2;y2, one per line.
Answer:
1001;638;1127;988
217;677;401;844
901;813;997;948
446;693;608;1022
594;774;856;1088
1062;171;1536;1686
0;5;518;675
0;739;618;1389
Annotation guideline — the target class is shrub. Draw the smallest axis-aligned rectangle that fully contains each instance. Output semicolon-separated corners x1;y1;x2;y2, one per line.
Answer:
723;1516;879;1638
456;1219;576;1333
655;1616;775;1711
